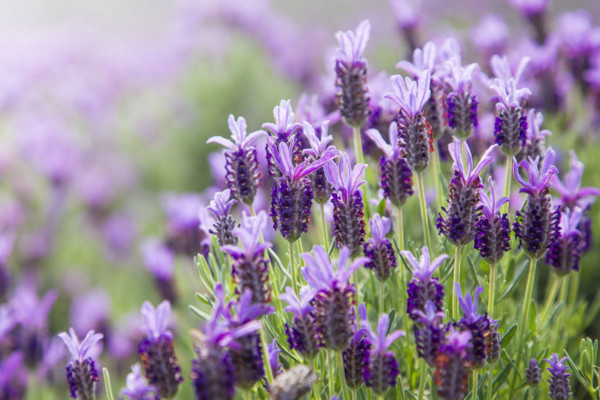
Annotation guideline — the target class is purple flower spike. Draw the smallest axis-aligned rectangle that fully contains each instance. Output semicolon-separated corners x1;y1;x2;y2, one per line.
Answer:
386;70;434;172
509;0;548;17
207;115;264;205
444;60;479;139
335;20;371;128
438;140;497;246
58;328;103;400
455;283;491;368
222;211;273;304
207;189;238;247
268;338;283;377
402;246;448;320
119;364;158;400
269;138;338;242
138;301;183;399
207;189;236;220
523;109;552;161
342;311;371;389
366;123;414;207
302;246;368;351
303;121;337;204
0;352;27;400
475;178;511;264
280;286;321;358
545;207;585;275
362;309;404;394
325;153;367;256
435;328;473;400
526;359;542;386
513;148;558;197
413;301;447;366
364;214;397;281
544;354;571;400
552;151;600;211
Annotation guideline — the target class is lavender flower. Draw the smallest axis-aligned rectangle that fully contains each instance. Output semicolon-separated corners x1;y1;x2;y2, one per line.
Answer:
513;149;560;259
302;121;336;204
342;325;371;389
385;70;433;173
269;138;337;242
0;352;28;400
363;214;397;281
434;328;472;400
58;328;103;400
119;364;159;400
301;245;369;351
545;208;585;275
138;301;183;399
324;153;367;257
474;178;511;264
268;339;283;377
526;359;542;386
142;240;178;304
443;60;479;139
335;20;371;128
280;286;321;359
223;289;274;389
455;284;490;368
207;115;264;205
161;193;208;257
437;139;497;246
545;354;572;400
487;321;501;364
365;123;414;207
222;211;273;304
401;245;448;320
522;109;551;161
207;189;238;247
262;100;303;178
490;56;531;157
268;365;317;400
360;305;405;394
413;301;446;366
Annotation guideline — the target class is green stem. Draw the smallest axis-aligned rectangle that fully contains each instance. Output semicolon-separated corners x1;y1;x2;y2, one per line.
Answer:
312;357;322;399
244;390;252;400
379;279;385;314
520;258;538;343
488;363;494;400
352;389;358;400
541;274;561;323
328;351;335;398
472;369;479;400
488;263;496;317
452;246;463;320
320;203;329;249
289;241;297;295
396;206;404;251
417;359;427;400
260;329;275;385
432;142;445;210
337;352;350;400
569;271;579;306
103;368;115;400
416;172;432;252
501;157;513;215
556;276;569;346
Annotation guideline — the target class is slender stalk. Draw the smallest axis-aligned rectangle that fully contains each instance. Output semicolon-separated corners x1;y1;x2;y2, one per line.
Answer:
472;369;479;400
417;359;427;400
556;276;569;346
520;258;538;343
289;241;298;295
501;157;513;215
328;351;335;398
569;271;579;307
488;364;494;400
260;329;275;384
379;279;385;313
337;352;350;400
396;206;405;251
452;246;463;320
320;203;329;249
103;368;115;400
416;172;432;252
541;275;561;323
312;357;322;400
488;263;497;317
352;389;358;400
377;394;385;400
244;390;252;400
432;143;445;210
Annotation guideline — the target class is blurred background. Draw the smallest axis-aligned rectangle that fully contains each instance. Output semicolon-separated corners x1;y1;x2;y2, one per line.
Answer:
0;0;599;398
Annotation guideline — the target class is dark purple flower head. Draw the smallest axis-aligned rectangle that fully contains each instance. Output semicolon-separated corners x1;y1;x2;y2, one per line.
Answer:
479;177;509;221
0;352;28;400
161;193;209;257
335;20;370;67
261;99;302;142
119;364;158;400
413;301;446;366
224;288;275;326
455;284;491;368
545;207;585;275
523;109;552;160
207;189;237;220
513;147;558;197
207;114;265;153
526;359;542;386
386;70;431;119
552;151;600;210
359;304;405;355
280;286;315;319
435;327;473;400
396;42;437;79
302;245;369;291
222;211;271;261
545;353;572;400
268;137;338;182
455;284;484;325
439;327;472;358
302;121;335;160
59;328;103;363
449;138;497;185
401;246;448;283
342;325;370;389
324;153;366;204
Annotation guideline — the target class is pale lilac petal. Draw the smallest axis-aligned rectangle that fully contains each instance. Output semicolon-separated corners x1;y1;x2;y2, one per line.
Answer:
365;129;393;157
206;136;236;151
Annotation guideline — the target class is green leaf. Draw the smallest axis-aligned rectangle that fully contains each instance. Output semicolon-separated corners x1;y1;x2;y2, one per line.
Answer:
377;198;387;216
103;368;115;400
267;248;292;281
493;365;512;391
195;292;211;306
497;260;528;303
189;305;210;320
501;349;523;380
501;324;517;347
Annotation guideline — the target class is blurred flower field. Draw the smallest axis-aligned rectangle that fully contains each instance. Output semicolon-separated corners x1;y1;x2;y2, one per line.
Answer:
1;0;600;399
